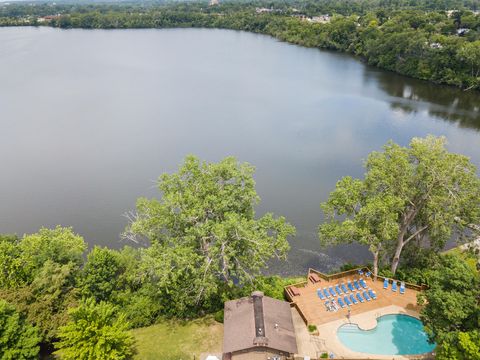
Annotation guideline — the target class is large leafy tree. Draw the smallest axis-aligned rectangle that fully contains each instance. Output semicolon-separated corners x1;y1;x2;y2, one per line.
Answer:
1;260;79;342
19;226;87;281
320;136;480;275
0;235;28;289
79;246;124;302
0;299;40;360
419;254;480;359
0;227;86;342
56;299;134;360
123;156;295;312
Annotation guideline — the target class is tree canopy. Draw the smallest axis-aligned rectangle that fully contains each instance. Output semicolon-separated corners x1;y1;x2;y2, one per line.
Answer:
419;253;480;359
55;299;134;360
319;136;480;276
123;155;295;315
0;299;40;360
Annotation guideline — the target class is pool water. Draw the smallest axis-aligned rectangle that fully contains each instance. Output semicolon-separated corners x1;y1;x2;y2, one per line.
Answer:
337;314;436;355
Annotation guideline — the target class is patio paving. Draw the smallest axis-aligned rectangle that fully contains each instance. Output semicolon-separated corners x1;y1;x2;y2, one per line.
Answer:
288;273;421;326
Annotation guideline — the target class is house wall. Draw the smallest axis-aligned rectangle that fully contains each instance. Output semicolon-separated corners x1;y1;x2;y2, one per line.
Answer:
229;347;292;360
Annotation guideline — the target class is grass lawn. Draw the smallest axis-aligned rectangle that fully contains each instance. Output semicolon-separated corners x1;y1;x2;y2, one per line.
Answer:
131;316;223;360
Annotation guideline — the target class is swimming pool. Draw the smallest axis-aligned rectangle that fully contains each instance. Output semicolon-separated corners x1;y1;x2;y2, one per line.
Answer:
337;314;436;355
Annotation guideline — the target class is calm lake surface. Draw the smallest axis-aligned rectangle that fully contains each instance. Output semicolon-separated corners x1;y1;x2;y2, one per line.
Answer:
1;27;479;275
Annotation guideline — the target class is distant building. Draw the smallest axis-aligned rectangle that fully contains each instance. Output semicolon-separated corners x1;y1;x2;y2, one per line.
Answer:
294;14;331;23
311;15;331;23
457;28;471;36
429;42;443;49
37;15;60;23
209;0;219;6
255;7;273;14
223;291;297;360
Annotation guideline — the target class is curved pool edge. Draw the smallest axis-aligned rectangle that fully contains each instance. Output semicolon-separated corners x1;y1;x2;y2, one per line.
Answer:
314;305;435;360
337;313;436;356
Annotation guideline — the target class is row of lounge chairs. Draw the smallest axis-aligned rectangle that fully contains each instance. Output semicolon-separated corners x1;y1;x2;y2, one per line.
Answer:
383;279;406;294
316;279;368;301
322;289;378;311
358;269;372;277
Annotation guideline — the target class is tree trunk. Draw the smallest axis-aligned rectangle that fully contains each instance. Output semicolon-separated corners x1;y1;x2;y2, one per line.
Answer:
373;248;379;281
390;240;404;275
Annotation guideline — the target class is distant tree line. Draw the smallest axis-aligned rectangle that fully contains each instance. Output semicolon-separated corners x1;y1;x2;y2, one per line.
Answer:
1;1;479;90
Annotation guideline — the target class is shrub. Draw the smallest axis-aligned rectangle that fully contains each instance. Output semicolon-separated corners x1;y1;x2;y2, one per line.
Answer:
213;309;224;323
56;299;135;360
0;299;41;360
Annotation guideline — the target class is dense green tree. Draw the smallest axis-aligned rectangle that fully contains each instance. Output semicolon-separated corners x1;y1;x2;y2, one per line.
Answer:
56;299;134;360
79;246;123;302
320;136;480;275
124;156;295;314
0;227;86;342
0;235;27;289
19;226;87;280
0;299;40;360
1;260;79;342
436;330;480;360
419;253;480;358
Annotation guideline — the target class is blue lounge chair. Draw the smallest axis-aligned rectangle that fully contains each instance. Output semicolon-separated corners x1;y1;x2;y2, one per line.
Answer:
383;278;389;289
368;289;377;300
353;280;361;290
335;284;343;296
324;300;331;311
349;294;358;305
363;290;371;301
344;295;352;306
317;289;325;300
329;286;336;297
347;281;355;292
400;282;405;294
365;271;371;277
356;292;364;303
358;269;364;276
359;278;367;288
323;288;330;298
392;281;398;292
341;283;349;294
338;297;346;308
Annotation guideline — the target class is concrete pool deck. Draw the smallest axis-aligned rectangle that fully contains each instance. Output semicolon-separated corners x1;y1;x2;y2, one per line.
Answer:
287;268;434;359
315;305;434;359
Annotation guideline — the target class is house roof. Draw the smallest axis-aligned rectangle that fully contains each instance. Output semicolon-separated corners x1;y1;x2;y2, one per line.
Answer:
223;291;298;355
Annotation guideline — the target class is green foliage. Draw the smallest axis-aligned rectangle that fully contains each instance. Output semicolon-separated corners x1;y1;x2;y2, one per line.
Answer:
320;136;480;276
0;299;40;360
124;156;295;316
419;254;480;345
19;226;87;281
0;235;27;289
338;262;360;272
56;299;135;360
213;309;224;323
308;324;317;332
1;260;79;342
436;330;480;360
79;246;123;302
0;227;86;343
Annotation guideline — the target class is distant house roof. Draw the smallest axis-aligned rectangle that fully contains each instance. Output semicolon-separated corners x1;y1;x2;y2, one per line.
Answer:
223;291;298;355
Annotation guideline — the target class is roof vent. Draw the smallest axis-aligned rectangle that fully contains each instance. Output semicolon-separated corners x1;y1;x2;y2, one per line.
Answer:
252;291;264;297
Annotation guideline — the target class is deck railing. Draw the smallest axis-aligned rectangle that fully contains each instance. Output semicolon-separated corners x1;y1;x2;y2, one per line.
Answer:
284;266;427;304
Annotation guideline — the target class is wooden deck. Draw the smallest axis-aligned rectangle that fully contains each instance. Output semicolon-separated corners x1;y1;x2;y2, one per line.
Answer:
287;271;421;326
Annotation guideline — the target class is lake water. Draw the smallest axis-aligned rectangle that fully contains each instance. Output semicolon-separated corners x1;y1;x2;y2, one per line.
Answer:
1;27;479;275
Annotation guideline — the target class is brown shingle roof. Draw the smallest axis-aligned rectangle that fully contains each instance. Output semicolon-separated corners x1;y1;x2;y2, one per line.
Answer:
223;292;298;355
